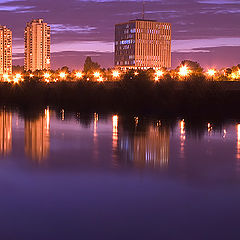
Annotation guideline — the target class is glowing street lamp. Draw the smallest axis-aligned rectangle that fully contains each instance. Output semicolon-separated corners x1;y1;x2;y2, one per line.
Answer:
15;73;22;79
179;66;190;77
134;71;139;76
44;73;51;79
75;72;83;79
94;72;101;78
112;70;120;79
156;70;164;78
207;69;216;78
59;72;67;79
97;77;104;82
3;74;9;81
29;74;34;78
154;76;159;82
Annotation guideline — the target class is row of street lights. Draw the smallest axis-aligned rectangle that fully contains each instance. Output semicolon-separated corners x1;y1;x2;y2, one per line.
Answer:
1;66;240;83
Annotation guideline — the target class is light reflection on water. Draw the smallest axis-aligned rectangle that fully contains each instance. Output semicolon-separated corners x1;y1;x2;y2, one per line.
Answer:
0;108;240;173
1;109;240;239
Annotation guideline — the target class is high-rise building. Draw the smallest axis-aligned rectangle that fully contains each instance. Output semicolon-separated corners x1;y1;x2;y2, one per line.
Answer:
24;19;51;72
115;19;171;69
0;26;12;76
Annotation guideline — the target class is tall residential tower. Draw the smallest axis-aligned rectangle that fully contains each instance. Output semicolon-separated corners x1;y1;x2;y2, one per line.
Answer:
115;19;171;69
0;26;12;76
24;19;51;72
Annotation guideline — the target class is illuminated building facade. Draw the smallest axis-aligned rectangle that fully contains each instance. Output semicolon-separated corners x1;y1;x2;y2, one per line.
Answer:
25;109;50;161
24;19;51;72
0;26;12;76
0;110;12;156
115;19;171;69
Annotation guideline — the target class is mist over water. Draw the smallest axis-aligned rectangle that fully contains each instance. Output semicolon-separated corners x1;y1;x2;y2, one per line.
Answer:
0;108;240;239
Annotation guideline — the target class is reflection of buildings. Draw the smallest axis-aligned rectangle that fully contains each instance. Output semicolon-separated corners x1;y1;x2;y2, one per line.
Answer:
0;110;12;156
25;109;50;162
180;120;185;159
120;125;170;169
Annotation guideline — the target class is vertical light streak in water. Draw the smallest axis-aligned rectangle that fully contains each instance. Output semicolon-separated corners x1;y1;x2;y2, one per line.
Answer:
0;110;12;156
93;113;99;160
61;109;65;121
236;124;240;161
112;115;119;168
45;107;50;131
180;119;185;159
208;123;213;136
25;111;50;162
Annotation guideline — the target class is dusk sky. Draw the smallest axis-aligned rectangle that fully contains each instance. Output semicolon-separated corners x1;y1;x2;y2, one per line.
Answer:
0;0;239;69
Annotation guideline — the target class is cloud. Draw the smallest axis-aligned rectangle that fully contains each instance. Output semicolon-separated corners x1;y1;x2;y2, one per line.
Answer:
172;37;240;53
50;24;96;34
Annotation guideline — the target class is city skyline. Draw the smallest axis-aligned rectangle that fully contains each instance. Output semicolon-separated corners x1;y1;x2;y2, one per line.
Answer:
0;0;239;69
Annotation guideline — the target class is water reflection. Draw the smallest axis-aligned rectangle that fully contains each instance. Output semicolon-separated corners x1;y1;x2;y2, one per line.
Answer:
120;123;169;169
24;109;50;162
180;119;185;159
0;109;12;156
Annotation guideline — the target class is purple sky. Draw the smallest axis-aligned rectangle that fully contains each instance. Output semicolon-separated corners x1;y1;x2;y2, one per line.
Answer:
0;0;239;69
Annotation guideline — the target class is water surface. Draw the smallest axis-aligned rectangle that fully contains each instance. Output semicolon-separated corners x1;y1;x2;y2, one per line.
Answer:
0;109;240;240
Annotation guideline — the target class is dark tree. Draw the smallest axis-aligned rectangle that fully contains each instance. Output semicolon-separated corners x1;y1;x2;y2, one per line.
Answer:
12;65;24;73
179;60;203;73
61;66;70;73
83;56;101;73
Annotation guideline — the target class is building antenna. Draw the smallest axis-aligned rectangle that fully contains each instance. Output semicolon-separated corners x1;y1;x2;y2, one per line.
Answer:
142;0;145;20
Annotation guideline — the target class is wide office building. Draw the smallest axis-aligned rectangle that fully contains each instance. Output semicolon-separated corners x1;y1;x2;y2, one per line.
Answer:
115;19;171;69
0;26;12;76
24;19;51;72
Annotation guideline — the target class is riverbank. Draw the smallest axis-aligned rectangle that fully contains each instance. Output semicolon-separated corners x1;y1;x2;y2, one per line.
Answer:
1;79;240;117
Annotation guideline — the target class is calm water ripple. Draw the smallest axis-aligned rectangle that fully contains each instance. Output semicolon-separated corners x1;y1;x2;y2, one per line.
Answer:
0;108;240;239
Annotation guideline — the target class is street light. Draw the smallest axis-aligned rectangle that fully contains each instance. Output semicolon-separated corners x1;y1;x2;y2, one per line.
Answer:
179;65;190;77
94;72;101;78
97;77;104;82
44;73;51;79
59;72;67;79
3;74;9;81
156;70;164;78
207;69;216;77
75;72;83;79
112;70;120;79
